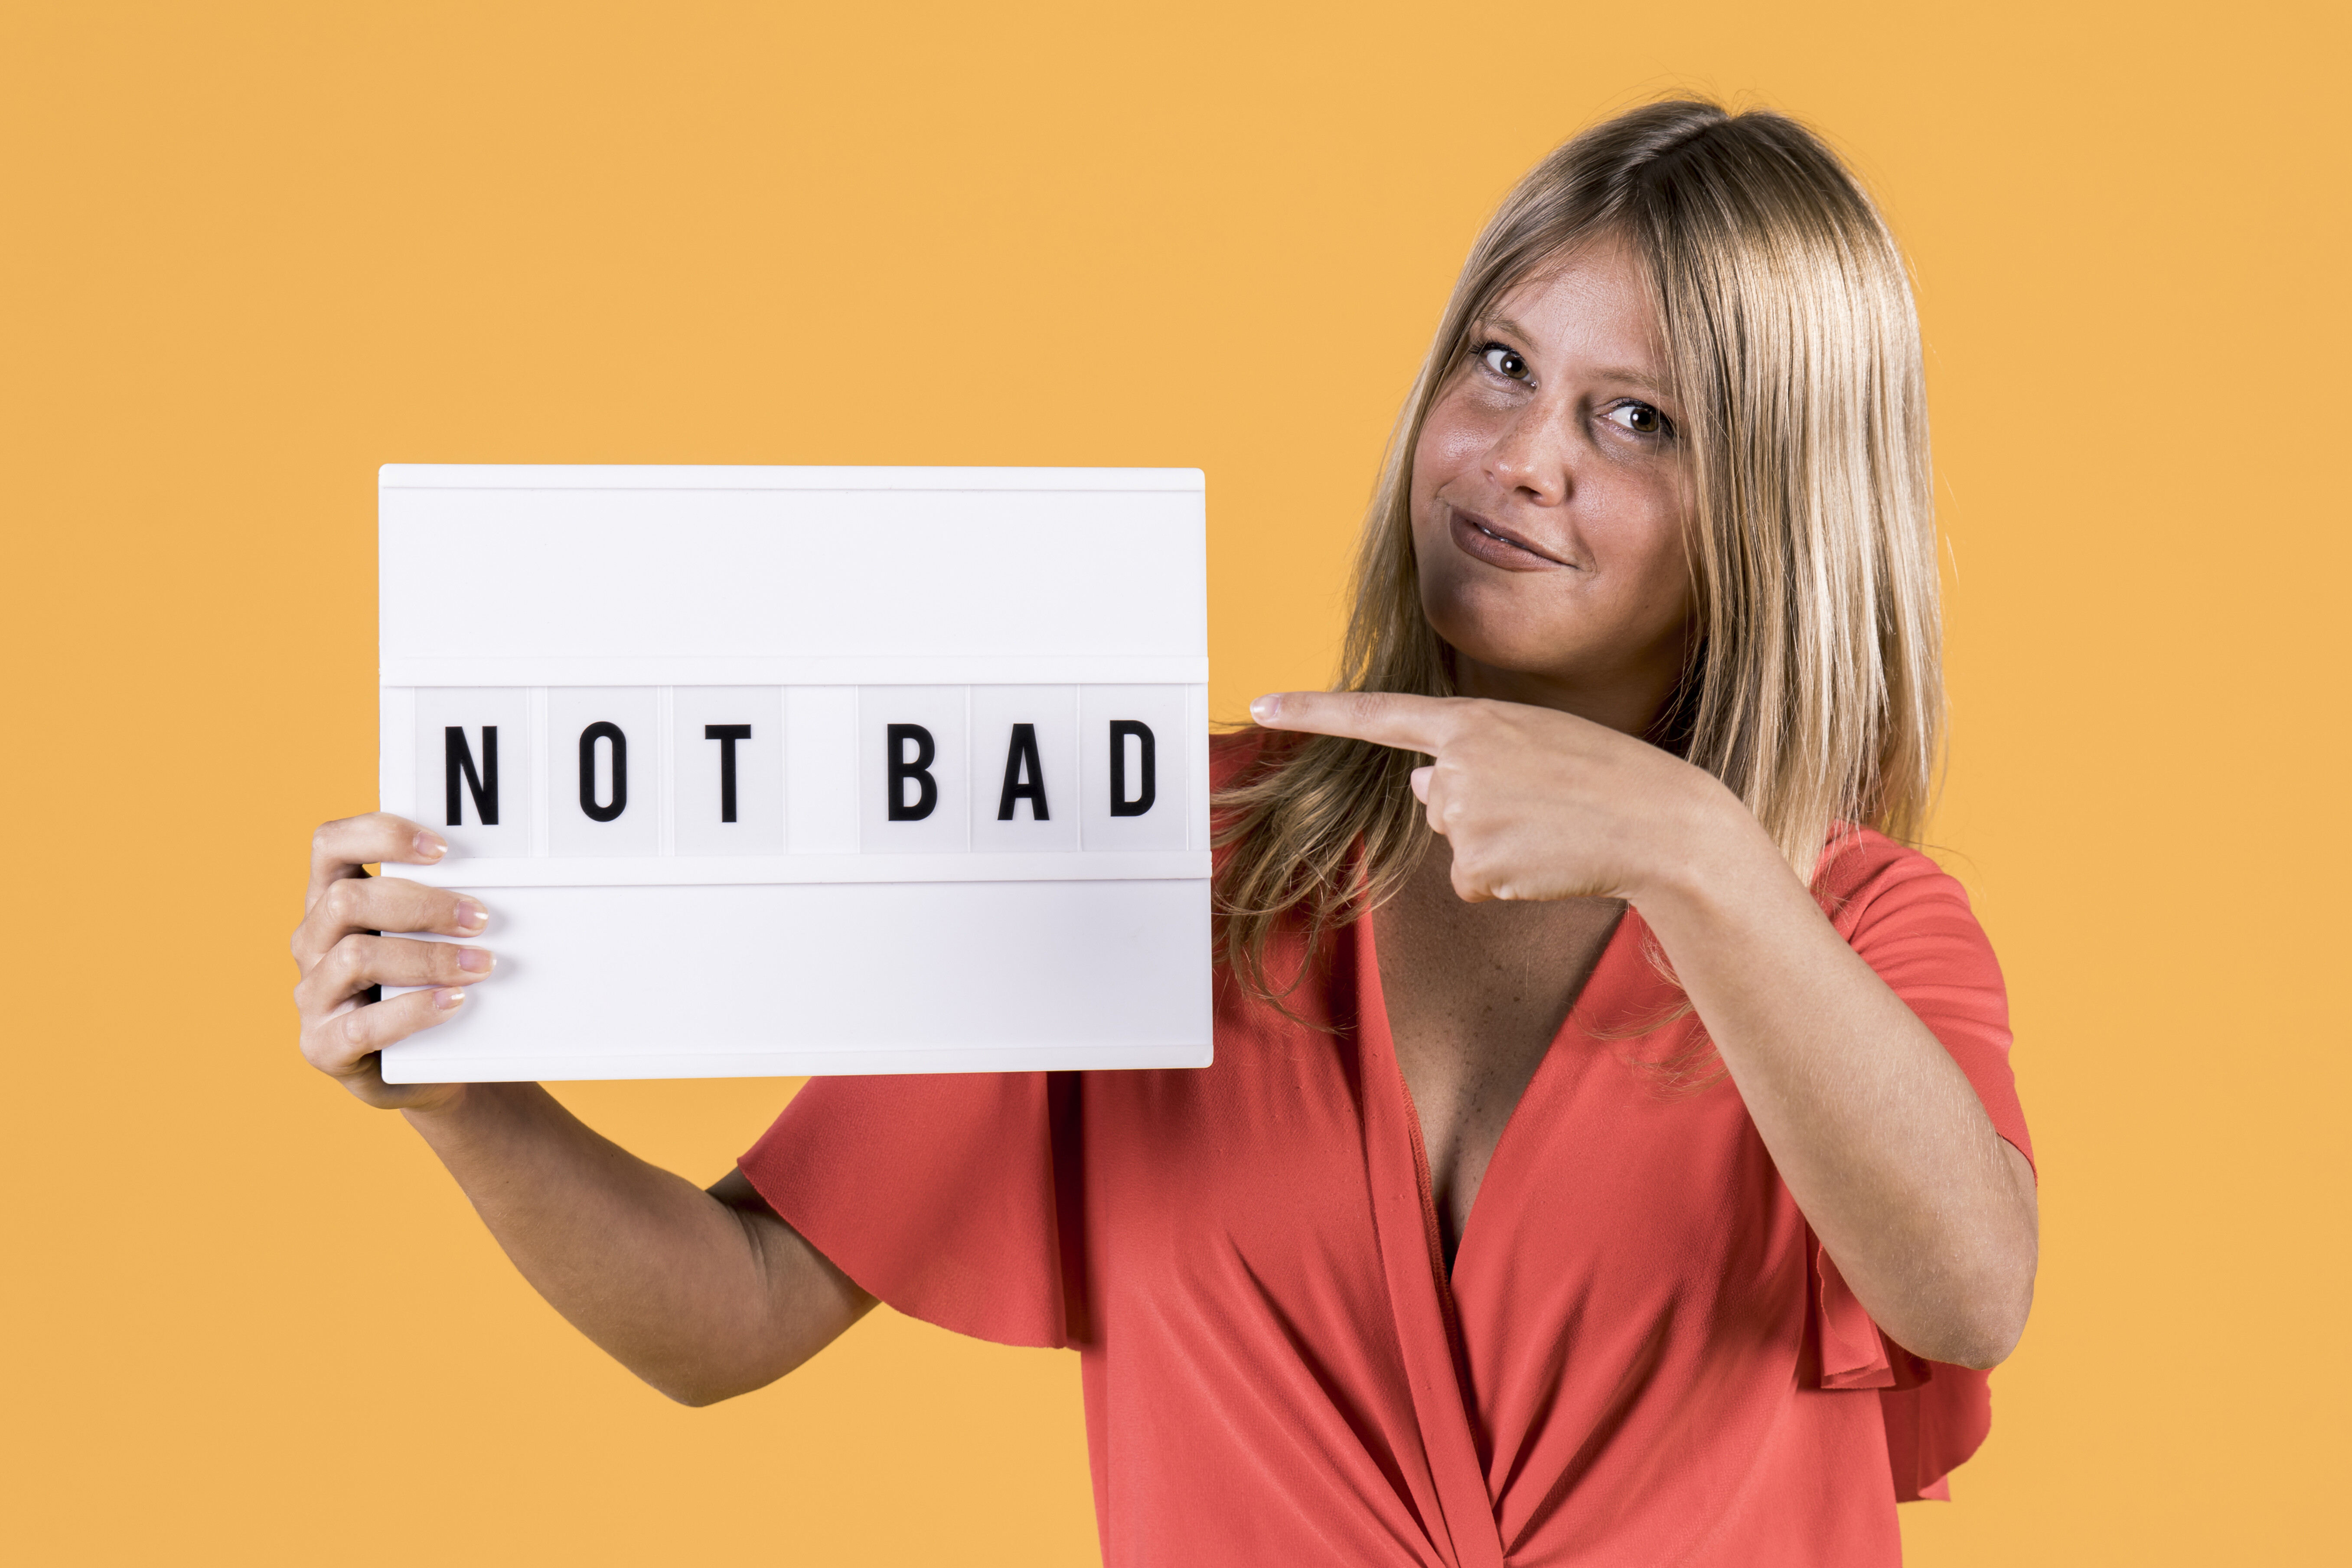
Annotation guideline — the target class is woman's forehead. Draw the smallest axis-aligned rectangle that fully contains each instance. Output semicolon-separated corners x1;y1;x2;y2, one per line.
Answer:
1483;239;1667;374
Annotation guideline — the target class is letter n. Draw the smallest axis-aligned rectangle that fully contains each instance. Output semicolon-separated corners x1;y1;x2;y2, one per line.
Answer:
445;726;499;826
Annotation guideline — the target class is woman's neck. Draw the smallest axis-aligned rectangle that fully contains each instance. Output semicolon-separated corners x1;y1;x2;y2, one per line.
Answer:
1450;652;1682;740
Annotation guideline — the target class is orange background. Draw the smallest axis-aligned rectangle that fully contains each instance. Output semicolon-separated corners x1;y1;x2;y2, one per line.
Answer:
3;3;2345;1562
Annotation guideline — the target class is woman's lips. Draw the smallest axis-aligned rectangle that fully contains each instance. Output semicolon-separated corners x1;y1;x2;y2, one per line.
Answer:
1447;506;1570;572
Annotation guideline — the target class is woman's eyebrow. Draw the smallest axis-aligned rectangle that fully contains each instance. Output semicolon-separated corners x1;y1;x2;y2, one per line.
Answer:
1469;322;1670;398
1589;365;1668;394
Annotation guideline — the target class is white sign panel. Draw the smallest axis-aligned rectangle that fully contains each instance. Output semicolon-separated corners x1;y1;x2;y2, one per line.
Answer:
376;465;1212;1082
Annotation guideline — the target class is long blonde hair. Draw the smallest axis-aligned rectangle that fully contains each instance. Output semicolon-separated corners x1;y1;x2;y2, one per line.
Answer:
1214;98;1942;1000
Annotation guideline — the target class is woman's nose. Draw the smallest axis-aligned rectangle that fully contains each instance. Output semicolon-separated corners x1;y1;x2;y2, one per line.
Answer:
1483;402;1573;504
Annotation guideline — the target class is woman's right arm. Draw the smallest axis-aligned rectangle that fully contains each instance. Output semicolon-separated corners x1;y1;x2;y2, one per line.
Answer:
292;812;874;1405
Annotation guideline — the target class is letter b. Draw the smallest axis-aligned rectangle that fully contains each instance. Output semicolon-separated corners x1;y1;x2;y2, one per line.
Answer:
887;723;938;821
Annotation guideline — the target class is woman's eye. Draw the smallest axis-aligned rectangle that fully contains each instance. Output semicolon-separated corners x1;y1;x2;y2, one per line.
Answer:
1479;344;1530;382
1603;401;1670;436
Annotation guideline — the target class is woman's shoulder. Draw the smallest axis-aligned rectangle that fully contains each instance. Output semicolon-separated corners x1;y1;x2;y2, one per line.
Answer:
1813;825;1996;958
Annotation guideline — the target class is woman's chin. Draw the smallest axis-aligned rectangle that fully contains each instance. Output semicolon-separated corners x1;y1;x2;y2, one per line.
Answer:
1427;605;1587;685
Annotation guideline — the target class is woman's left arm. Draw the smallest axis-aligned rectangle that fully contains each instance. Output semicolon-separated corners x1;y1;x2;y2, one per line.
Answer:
1254;691;2038;1369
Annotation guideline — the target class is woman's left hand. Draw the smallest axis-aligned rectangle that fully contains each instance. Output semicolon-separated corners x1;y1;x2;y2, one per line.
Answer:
1248;689;1740;907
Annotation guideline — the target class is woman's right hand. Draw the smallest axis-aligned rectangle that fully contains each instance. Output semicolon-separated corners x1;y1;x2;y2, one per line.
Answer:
293;812;495;1112
291;813;870;1401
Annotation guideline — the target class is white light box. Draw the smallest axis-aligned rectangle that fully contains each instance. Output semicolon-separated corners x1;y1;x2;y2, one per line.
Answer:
377;465;1211;1082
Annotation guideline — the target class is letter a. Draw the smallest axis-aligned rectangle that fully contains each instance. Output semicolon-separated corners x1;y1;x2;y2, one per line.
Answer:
996;723;1050;821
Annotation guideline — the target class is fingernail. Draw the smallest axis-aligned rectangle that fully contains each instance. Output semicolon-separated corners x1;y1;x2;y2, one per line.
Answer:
414;830;448;860
1250;695;1278;724
434;987;466;1009
457;947;494;975
453;898;487;933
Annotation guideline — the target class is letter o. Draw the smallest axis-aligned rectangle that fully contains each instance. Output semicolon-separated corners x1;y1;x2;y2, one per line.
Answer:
579;721;628;822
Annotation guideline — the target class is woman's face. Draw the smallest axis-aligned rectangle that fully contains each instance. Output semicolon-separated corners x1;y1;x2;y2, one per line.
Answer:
1409;235;1696;735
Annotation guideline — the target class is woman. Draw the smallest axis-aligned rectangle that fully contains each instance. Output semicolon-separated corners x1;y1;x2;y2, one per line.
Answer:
293;99;2036;1565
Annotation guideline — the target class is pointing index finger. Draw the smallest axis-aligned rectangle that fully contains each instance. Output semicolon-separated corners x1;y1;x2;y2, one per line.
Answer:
1249;691;1459;755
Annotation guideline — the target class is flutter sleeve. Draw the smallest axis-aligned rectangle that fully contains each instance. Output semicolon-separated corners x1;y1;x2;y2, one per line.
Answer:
736;732;1266;1352
1807;831;2036;1501
737;1071;1081;1349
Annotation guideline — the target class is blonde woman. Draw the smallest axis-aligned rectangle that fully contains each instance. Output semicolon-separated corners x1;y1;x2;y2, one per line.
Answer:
293;99;2036;1565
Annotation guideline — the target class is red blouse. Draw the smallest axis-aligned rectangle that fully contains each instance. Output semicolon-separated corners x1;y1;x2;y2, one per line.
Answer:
740;735;2033;1567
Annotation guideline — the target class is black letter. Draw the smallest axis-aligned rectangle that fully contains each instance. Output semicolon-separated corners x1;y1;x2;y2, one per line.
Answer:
1109;720;1156;817
445;726;499;826
705;724;752;823
887;723;938;821
996;723;1050;821
578;722;628;822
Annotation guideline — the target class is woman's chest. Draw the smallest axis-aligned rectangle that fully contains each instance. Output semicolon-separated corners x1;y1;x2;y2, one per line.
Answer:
1370;861;1630;1260
1076;996;1804;1354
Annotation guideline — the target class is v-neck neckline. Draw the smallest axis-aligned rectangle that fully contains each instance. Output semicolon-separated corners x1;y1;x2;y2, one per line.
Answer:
1363;899;1633;1286
1344;903;1641;1568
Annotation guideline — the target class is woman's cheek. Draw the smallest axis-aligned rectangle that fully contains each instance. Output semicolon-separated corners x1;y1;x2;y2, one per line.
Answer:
1412;547;1474;645
1414;389;1484;467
